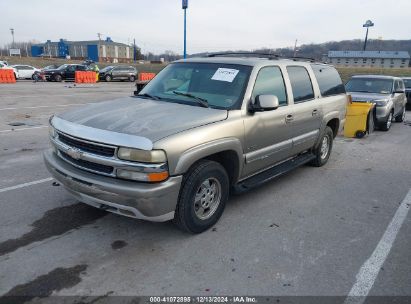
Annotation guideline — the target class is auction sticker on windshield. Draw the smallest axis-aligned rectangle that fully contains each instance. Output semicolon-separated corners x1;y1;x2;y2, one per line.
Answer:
211;68;239;82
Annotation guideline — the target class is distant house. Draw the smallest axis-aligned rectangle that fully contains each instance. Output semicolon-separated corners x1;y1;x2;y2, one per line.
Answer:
325;51;410;68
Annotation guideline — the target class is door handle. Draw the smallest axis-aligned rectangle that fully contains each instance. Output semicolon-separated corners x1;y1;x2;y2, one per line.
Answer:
312;109;318;116
285;114;294;123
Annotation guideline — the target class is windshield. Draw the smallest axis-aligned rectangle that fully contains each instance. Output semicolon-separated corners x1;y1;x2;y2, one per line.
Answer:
57;64;69;70
139;62;252;109
403;79;411;89
100;66;114;72
345;78;393;94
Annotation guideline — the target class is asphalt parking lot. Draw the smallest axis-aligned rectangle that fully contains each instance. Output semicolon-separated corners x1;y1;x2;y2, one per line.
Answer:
0;81;410;302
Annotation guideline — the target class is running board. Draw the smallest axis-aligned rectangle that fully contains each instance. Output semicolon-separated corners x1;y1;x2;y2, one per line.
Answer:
233;153;316;194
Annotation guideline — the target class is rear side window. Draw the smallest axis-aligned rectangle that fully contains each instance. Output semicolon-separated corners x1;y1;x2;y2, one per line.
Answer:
252;66;287;106
311;64;345;97
286;66;314;103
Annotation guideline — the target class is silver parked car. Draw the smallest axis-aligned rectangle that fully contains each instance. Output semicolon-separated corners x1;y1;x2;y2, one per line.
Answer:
402;77;411;109
44;54;348;233
346;75;407;131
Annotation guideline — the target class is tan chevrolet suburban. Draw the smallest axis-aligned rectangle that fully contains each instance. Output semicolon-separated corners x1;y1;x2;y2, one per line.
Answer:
44;53;348;233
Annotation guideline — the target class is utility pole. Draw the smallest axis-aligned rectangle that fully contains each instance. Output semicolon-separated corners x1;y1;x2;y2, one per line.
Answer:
293;39;298;57
10;28;15;48
97;32;102;62
182;0;188;59
133;38;137;63
363;20;374;51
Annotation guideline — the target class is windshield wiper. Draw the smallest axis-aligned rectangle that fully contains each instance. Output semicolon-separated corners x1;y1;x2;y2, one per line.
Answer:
172;91;209;108
137;93;162;100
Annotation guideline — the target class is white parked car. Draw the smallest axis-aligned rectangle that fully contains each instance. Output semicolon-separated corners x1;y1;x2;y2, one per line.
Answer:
0;61;19;79
11;65;40;79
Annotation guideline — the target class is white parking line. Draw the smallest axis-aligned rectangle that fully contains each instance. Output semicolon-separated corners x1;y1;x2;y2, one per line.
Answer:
0;177;53;193
0;103;92;111
344;188;411;304
0;126;48;133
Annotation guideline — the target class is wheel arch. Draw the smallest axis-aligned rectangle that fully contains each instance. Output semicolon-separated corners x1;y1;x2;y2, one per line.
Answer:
172;138;244;185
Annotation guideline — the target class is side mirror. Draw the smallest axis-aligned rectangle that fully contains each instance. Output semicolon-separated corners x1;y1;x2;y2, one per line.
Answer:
250;95;280;112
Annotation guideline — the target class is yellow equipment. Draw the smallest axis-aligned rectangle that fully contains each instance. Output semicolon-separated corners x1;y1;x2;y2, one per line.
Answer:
344;102;375;138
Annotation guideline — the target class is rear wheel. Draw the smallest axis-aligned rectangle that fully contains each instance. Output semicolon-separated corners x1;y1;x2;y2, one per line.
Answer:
173;160;229;234
129;75;136;82
310;126;333;167
380;112;393;131
395;107;406;122
105;75;112;82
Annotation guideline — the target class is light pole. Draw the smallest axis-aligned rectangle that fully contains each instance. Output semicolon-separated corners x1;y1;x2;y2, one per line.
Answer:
10;28;15;48
363;20;374;51
182;0;188;59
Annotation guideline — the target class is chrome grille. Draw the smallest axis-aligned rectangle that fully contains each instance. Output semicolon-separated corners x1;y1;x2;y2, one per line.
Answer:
58;132;115;157
60;151;114;175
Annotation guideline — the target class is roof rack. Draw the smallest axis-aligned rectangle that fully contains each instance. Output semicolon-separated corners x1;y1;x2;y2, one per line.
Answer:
205;52;317;62
206;52;279;60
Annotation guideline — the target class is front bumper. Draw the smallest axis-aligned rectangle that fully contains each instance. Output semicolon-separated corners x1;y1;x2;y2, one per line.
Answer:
44;150;182;222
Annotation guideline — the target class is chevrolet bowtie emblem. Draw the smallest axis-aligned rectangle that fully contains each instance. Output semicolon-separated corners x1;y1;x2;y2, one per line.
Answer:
66;147;83;160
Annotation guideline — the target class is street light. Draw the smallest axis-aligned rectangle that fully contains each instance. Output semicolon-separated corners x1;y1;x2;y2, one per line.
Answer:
182;0;188;59
363;20;374;51
10;28;15;48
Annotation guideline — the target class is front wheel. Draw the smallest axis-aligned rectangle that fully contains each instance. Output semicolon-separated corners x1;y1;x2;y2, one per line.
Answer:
54;74;62;82
380;112;393;131
395;107;406;123
310;126;333;167
105;75;112;82
129;75;136;82
173;160;229;234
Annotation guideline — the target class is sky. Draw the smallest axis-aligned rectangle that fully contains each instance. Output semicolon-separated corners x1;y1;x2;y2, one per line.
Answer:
1;0;410;54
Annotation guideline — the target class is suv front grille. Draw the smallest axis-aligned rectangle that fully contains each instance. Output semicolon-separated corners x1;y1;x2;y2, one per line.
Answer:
60;151;114;175
58;133;115;157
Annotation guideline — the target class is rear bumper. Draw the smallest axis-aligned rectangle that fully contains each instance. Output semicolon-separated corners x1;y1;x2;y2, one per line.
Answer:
43;150;182;222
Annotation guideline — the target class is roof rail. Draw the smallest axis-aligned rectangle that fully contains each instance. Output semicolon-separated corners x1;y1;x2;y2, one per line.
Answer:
206;52;279;60
205;52;317;62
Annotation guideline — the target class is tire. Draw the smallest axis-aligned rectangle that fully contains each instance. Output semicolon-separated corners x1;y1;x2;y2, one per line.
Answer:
54;74;62;82
395;107;406;123
173;160;229;234
310;126;333;167
380;111;393;131
367;110;375;134
129;75;136;82
105;75;112;82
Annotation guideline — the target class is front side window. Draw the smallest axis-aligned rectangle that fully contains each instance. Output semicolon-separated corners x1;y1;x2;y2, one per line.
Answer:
403;79;411;88
139;62;252;110
311;64;345;97
345;78;393;94
252;66;287;106
287;66;314;103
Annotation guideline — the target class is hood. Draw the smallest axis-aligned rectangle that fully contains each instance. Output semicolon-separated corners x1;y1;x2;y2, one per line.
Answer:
56;97;228;143
347;92;391;102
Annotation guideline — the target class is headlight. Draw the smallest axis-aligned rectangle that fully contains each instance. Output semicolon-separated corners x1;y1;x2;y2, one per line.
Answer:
117;148;167;163
374;99;389;106
49;125;57;139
